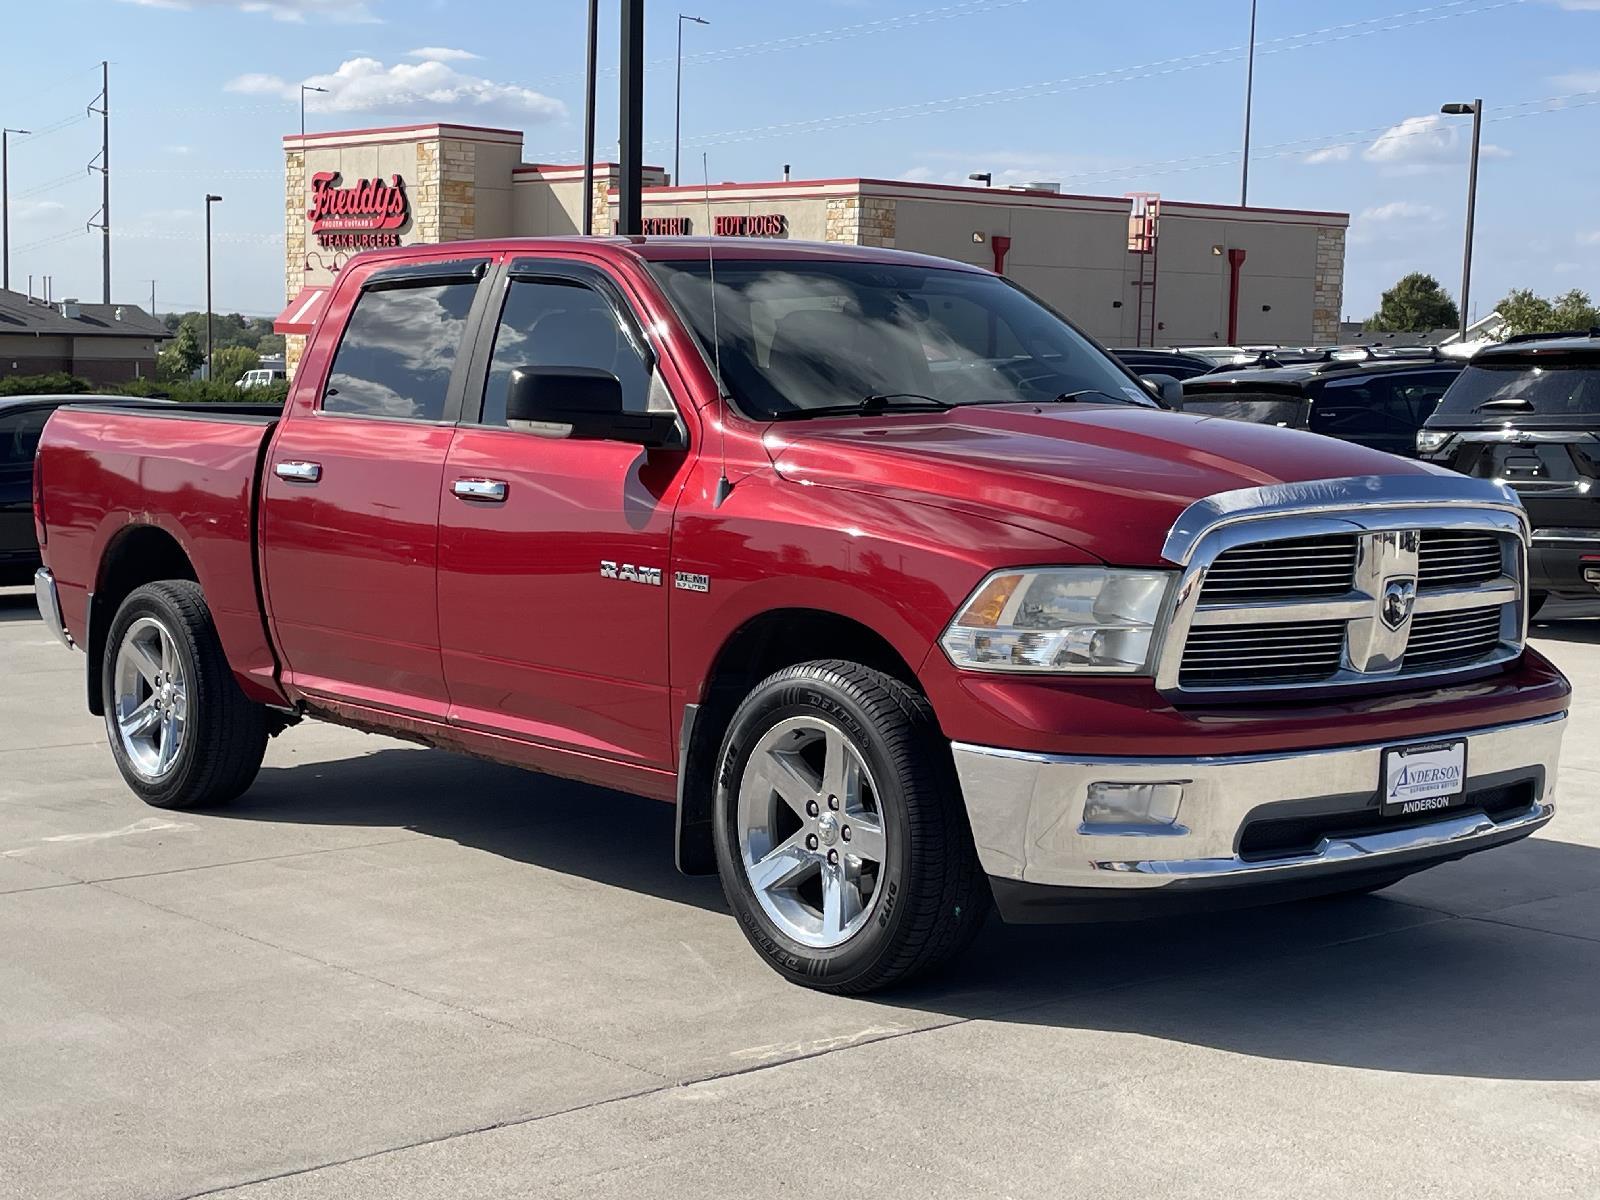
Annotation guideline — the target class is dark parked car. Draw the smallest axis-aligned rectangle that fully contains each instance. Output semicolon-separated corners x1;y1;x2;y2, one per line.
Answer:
1417;330;1600;607
1;395;182;585
1180;354;1464;458
1107;348;1218;380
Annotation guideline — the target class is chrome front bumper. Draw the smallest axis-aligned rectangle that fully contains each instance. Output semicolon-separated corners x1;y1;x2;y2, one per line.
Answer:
35;567;73;649
952;712;1565;901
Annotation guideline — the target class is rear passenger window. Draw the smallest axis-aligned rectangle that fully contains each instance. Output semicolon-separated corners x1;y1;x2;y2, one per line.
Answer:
0;408;51;467
480;279;651;427
323;281;478;421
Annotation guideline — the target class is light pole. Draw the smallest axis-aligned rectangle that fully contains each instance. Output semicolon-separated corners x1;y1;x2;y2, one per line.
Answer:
1441;99;1482;338
2;127;30;292
1240;0;1257;206
204;194;221;380
146;278;156;320
674;14;709;185
968;172;993;187
300;85;328;140
581;0;598;234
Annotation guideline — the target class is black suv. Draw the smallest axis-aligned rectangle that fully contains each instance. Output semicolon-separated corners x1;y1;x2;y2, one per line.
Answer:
1179;351;1464;458
1417;331;1600;606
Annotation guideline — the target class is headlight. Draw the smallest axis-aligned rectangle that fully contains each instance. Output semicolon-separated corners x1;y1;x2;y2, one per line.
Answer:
1416;429;1453;454
940;567;1173;674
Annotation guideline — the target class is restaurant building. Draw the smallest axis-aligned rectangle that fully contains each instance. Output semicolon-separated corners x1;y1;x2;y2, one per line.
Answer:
277;122;1348;373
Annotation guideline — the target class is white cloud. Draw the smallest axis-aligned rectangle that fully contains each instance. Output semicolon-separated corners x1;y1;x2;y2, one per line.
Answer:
119;0;379;20
1579;230;1600;245
1360;201;1443;222
1552;69;1600;90
163;144;193;155
1303;144;1351;165
406;46;479;61
1554;261;1583;273
226;56;564;119
1363;114;1458;165
15;200;65;222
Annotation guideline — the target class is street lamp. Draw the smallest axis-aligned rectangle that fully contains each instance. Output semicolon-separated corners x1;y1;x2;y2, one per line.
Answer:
674;14;709;185
968;172;992;187
1440;99;1483;337
204;194;221;380
2;127;31;292
300;85;328;140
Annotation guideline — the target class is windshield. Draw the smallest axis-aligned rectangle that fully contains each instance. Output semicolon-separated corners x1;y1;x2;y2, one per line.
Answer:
1181;393;1307;428
648;258;1154;419
1432;361;1600;421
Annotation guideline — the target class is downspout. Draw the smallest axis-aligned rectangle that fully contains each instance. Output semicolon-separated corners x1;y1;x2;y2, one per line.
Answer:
991;235;1012;275
1226;248;1247;345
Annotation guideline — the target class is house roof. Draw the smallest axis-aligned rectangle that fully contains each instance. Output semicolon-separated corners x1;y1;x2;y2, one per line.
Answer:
0;290;169;339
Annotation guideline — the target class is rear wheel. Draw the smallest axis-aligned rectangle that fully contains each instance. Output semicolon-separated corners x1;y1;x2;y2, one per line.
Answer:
713;660;990;993
102;581;268;810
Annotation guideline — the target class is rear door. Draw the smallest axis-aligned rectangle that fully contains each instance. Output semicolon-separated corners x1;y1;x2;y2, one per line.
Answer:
261;256;494;718
1308;371;1456;457
435;257;693;770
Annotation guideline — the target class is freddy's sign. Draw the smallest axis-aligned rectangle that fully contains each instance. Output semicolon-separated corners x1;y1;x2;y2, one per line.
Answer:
308;171;409;249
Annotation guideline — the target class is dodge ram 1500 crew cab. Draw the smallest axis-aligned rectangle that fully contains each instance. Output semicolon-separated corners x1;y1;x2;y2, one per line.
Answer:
32;238;1570;993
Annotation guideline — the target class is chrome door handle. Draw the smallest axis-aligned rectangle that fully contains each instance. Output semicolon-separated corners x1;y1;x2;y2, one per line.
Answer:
452;478;508;503
274;461;322;483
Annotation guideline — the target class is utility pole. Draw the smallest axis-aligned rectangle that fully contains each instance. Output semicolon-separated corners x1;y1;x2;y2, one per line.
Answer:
3;127;31;292
205;194;221;380
582;0;598;235
87;61;110;304
1441;99;1483;338
618;0;645;236
1240;0;1257;206
146;278;157;320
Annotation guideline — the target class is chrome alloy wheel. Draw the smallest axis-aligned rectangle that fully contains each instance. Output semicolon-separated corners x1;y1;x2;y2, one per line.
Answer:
113;617;188;780
737;715;889;949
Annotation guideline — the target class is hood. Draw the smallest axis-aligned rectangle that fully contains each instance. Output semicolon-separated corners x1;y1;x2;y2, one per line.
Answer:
766;404;1438;566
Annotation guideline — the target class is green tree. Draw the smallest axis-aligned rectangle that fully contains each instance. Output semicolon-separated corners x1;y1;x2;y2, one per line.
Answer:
1494;287;1599;338
208;345;260;386
1366;273;1461;333
157;323;203;382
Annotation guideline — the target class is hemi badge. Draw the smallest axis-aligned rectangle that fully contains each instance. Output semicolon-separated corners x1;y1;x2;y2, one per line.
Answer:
674;572;710;593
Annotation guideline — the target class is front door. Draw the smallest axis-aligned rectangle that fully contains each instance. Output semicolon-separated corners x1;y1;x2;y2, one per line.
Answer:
436;259;692;770
261;257;492;718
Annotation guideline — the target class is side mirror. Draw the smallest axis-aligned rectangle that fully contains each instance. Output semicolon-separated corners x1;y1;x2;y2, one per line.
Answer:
1141;373;1185;410
505;366;679;448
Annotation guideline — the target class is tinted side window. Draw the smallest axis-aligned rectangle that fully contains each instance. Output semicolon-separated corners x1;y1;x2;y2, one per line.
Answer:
1310;378;1415;438
1389;371;1456;424
324;281;478;421
0;408;51;468
480;279;650;426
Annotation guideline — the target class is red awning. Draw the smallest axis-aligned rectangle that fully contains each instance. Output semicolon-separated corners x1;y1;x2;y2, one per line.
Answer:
273;287;331;336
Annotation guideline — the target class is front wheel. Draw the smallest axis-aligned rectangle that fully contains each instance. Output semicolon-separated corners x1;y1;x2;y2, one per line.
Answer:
102;580;268;810
713;660;990;993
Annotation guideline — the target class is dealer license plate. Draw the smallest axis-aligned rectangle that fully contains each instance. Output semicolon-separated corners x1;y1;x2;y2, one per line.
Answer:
1381;739;1467;817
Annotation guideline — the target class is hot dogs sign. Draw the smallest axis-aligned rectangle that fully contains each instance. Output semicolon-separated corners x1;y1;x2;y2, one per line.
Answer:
307;171;410;249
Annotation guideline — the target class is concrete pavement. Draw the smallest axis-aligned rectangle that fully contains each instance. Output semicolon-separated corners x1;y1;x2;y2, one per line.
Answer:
2;586;1596;1199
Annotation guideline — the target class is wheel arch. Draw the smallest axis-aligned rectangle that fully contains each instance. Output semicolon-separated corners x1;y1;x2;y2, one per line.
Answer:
675;607;925;875
86;524;199;715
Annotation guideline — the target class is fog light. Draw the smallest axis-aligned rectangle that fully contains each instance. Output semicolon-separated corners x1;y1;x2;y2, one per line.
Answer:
1083;781;1186;828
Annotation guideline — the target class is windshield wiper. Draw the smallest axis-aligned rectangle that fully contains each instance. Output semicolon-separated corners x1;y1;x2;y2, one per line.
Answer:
770;393;954;420
1473;397;1534;411
1052;388;1146;406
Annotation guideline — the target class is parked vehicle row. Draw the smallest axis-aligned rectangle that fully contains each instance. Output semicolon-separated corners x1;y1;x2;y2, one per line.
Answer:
28;237;1570;992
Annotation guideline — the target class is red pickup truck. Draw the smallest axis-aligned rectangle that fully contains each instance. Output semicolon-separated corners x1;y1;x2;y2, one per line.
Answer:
32;238;1570;993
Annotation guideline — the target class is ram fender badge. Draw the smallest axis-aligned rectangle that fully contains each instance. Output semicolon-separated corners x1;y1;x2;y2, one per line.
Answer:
674;572;711;593
599;561;662;587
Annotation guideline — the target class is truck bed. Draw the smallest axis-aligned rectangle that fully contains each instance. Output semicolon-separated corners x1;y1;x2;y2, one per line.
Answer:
36;403;286;708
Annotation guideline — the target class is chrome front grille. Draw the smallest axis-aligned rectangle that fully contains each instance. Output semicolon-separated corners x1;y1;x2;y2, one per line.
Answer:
1404;605;1505;669
1419;531;1502;590
1179;620;1346;687
1156;479;1529;698
1199;536;1358;604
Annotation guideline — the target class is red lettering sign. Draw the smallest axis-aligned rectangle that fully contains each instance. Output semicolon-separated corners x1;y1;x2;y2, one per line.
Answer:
642;216;693;235
712;213;788;238
308;172;409;249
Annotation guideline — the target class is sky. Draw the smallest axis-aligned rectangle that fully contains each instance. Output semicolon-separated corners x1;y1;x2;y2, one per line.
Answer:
3;0;1598;323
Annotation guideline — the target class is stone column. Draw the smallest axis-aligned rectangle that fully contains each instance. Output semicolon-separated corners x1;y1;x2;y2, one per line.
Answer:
1313;226;1346;345
283;148;306;376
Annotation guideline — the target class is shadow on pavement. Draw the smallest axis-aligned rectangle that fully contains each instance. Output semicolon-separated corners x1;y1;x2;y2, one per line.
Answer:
234;743;1600;1083
0;590;39;623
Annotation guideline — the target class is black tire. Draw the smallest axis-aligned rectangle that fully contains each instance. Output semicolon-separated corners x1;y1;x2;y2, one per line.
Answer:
712;660;990;994
101;580;268;810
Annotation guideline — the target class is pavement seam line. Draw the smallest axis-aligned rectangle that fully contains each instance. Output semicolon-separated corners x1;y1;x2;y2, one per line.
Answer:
89;877;671;1083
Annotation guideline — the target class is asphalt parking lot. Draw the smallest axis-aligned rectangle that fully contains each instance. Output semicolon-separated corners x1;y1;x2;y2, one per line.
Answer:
2;586;1596;1200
